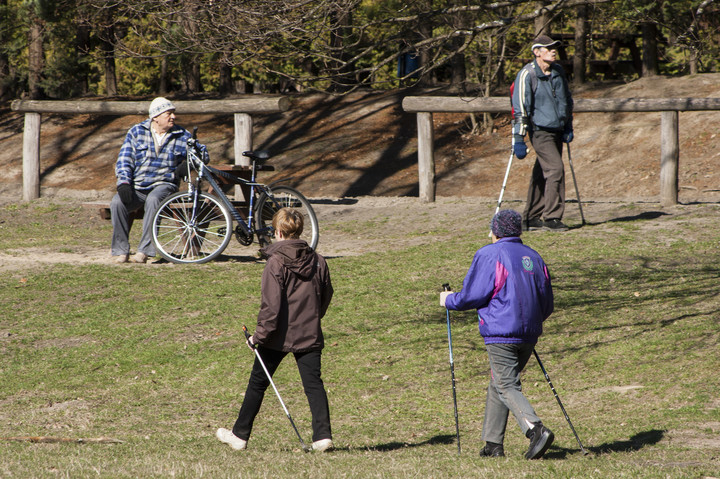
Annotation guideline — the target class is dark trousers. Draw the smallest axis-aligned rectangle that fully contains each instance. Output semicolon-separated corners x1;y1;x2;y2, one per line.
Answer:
232;347;332;442
524;130;565;221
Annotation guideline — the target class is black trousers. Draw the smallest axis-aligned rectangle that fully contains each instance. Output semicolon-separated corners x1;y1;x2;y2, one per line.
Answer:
524;129;566;221
232;347;332;442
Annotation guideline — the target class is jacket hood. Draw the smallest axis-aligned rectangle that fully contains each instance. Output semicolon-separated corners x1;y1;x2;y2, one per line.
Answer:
262;240;317;280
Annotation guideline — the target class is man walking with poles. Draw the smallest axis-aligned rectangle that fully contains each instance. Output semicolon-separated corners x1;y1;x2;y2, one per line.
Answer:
440;210;555;459
512;35;574;232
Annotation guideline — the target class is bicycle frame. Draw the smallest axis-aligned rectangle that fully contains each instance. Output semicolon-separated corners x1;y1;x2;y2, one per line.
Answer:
184;145;273;239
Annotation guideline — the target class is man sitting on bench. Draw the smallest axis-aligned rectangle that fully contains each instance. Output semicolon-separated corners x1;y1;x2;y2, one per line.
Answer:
111;97;208;264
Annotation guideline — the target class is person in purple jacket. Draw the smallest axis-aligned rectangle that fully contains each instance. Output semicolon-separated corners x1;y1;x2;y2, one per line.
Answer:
439;209;555;460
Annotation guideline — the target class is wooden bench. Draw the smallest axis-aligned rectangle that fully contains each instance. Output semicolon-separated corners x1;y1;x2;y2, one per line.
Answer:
83;164;274;221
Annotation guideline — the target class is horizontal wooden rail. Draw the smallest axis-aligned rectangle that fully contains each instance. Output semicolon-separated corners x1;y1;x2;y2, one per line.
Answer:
402;95;718;204
402;96;720;113
12;98;290;201
11;97;291;115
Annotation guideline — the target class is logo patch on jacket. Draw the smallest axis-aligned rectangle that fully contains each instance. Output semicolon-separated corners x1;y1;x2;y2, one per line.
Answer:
522;256;534;272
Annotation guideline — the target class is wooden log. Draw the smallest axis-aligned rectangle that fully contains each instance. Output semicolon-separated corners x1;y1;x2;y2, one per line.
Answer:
401;96;720;113
11;97;291;115
22;112;41;201
417;112;435;203
660;110;679;206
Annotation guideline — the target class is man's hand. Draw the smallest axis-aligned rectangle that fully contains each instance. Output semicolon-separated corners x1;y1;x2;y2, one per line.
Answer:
246;334;256;351
440;291;452;308
513;141;527;159
117;183;134;207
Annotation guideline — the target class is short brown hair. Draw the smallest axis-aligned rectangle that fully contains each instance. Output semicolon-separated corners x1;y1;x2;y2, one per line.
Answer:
272;207;304;239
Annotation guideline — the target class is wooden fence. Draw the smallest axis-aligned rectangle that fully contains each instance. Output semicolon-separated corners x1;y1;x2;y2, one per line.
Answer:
402;96;720;205
11;98;290;201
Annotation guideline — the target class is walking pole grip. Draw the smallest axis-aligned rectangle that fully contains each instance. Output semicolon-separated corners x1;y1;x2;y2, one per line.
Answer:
242;325;255;349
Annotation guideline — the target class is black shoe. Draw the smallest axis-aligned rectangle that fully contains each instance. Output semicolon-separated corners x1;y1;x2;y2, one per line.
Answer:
523;217;544;231
525;423;554;460
479;442;505;457
542;219;569;231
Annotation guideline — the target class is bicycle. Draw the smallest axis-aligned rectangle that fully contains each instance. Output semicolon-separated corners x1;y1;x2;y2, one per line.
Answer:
151;133;319;264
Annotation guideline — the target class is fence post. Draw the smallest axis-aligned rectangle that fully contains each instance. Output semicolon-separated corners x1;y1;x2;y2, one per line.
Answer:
417;112;435;202
660;110;679;206
234;113;253;200
22;112;41;201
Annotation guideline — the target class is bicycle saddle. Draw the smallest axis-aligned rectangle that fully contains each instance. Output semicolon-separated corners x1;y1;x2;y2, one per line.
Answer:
243;150;270;162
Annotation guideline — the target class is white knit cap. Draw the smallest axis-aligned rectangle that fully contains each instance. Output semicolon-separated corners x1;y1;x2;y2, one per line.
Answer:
148;97;176;118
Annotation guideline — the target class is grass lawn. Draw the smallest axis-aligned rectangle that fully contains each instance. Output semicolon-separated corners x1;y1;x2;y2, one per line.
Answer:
0;199;718;478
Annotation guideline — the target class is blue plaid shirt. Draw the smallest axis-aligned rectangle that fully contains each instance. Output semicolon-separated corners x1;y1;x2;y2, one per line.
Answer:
115;119;209;190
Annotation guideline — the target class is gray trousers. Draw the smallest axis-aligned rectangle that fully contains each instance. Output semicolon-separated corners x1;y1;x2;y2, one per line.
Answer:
111;183;177;257
481;343;542;444
524;129;565;221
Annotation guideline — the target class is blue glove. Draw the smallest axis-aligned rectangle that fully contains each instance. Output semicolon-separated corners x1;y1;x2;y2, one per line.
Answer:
513;140;527;159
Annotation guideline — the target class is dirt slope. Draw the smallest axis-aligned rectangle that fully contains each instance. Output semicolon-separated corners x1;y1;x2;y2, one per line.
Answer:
1;73;719;205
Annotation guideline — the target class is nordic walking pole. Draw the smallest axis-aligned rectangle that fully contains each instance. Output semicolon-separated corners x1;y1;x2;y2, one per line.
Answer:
442;283;461;454
533;349;589;456
489;140;516;238
242;325;311;453
565;143;586;226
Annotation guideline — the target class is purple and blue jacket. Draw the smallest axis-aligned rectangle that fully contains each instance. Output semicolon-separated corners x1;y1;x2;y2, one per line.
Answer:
445;237;554;344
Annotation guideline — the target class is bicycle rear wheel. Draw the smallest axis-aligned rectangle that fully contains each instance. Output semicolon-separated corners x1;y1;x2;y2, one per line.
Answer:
152;191;233;264
255;186;319;250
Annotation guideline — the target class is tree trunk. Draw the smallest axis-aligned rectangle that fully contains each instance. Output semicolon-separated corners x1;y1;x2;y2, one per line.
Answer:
534;1;551;37
641;22;658;77
0;0;10;100
329;6;353;92
101;25;117;96
186;58;202;92
573;5;587;85
159;56;169;94
28;14;44;99
218;57;233;95
75;24;91;95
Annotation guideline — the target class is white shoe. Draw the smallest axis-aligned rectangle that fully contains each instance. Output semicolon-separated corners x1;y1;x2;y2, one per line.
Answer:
312;438;334;452
216;428;247;450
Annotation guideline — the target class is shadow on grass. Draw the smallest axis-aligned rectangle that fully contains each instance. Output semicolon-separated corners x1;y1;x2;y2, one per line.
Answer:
544;429;665;459
341;434;456;452
563;210;670;229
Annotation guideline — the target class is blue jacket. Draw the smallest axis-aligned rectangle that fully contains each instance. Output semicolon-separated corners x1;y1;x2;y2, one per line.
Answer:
445;237;554;344
115;119;209;190
511;60;573;136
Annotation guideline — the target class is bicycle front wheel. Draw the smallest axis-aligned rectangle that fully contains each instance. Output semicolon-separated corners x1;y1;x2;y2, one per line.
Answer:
152;191;233;264
255;186;319;250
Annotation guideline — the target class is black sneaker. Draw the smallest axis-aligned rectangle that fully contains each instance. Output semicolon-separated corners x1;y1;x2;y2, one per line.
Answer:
525;423;554;460
479;442;505;457
542;219;569;231
523;217;544;231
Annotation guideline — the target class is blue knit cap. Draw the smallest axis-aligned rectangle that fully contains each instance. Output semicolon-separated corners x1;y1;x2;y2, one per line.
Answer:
491;209;522;238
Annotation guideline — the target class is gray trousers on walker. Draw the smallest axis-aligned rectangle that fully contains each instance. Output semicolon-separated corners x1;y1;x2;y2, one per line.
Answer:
524;129;565;221
111;183;177;257
481;343;542;444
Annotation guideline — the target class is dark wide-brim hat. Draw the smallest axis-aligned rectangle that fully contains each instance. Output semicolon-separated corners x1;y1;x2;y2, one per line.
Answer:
531;34;562;50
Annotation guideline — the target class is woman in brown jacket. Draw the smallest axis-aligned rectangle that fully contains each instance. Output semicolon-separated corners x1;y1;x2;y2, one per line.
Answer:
216;208;334;452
